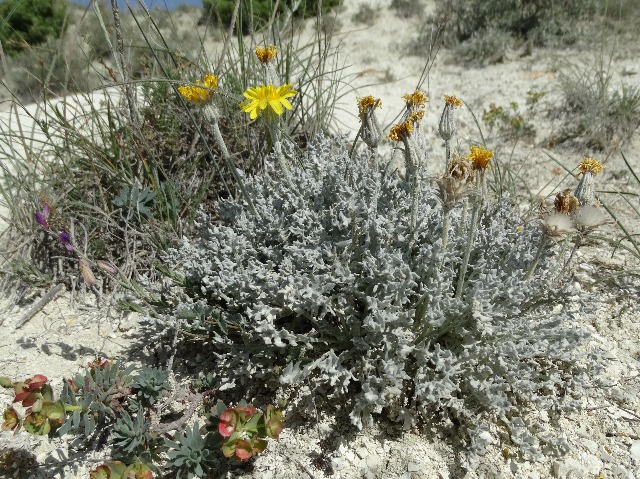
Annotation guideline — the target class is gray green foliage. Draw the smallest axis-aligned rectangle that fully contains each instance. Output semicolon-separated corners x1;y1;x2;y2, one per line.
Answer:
165;423;216;479
112;410;152;457
159;135;601;460
133;366;170;406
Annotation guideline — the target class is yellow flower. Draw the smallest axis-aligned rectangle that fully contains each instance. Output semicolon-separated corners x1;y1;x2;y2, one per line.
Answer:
357;95;381;119
240;83;297;120
255;45;277;63
408;110;424;124
444;95;463;108
178;73;218;104
403;90;429;109
468;145;493;170
578;157;604;175
388;119;414;142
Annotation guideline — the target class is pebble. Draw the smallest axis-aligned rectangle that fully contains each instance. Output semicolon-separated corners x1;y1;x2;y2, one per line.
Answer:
366;453;382;469
356;446;368;459
630;441;640;463
611;465;635;479
553;458;590;478
598;446;616;462
407;462;422;472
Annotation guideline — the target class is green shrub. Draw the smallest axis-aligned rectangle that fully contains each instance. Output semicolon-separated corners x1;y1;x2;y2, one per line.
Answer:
437;0;595;46
0;0;68;56
200;0;341;33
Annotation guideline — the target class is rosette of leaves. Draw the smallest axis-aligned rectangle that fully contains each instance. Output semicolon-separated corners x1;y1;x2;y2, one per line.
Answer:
132;366;169;407
59;360;135;437
1;374;67;435
112;410;152;457
161;135;599;460
165;423;216;479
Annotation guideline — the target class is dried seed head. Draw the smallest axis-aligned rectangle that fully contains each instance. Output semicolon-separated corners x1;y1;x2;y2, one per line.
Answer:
438;156;475;206
447;155;475;184
554;188;579;214
572;205;609;233
540;213;576;239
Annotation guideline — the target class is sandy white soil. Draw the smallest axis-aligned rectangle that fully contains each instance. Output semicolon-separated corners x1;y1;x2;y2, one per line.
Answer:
1;1;640;478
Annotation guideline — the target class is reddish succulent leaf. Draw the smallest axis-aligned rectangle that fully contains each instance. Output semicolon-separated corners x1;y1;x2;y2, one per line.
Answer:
234;440;254;461
88;465;111;479
24;374;48;391
218;409;237;438
2;407;20;431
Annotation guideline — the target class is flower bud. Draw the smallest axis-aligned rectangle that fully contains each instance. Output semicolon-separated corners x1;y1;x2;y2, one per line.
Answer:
357;96;383;149
574;157;604;206
96;260;119;276
79;259;97;289
439;95;462;141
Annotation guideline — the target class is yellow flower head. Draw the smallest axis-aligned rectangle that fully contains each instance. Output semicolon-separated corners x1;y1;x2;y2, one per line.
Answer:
408;110;424;124
468;145;493;170
444;95;463;108
178;73;218;104
388;119;414;142
403;90;429;109
578;157;604;175
255;45;277;64
240;83;297;120
357;95;381;119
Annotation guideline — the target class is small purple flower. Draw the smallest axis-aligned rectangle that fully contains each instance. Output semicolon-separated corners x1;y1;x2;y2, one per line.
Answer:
34;203;50;230
58;232;74;251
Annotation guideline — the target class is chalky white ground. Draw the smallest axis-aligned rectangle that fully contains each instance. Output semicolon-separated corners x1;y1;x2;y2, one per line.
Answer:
1;1;639;477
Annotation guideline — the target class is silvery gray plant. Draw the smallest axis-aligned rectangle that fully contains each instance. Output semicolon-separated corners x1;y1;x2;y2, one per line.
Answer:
155;100;604;465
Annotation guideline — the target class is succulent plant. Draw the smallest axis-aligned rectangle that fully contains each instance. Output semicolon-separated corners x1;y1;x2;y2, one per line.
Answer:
133;366;169;407
165;423;215;479
59;360;135;437
112;410;151;457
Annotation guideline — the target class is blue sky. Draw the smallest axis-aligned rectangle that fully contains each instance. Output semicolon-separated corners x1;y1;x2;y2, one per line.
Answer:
70;0;203;11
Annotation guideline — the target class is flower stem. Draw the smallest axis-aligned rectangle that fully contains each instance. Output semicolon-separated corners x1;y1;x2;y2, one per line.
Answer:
455;199;481;299
524;236;548;281
268;124;298;194
211;119;259;218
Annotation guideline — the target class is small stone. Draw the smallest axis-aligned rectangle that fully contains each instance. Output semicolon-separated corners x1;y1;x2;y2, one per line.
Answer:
582;439;598;453
630;441;640;462
553;458;589;478
366;454;382;470
611;465;634;479
331;457;347;471
408;462;422;472
356;446;368;459
598;446;615;462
